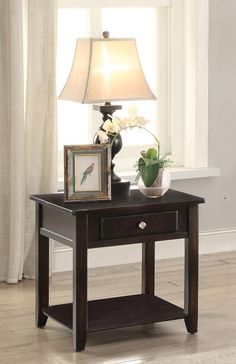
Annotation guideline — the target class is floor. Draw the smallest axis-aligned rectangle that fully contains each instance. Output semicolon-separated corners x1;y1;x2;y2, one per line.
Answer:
0;251;236;364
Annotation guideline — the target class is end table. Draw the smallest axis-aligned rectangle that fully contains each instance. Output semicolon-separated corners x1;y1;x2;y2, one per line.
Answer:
31;189;204;351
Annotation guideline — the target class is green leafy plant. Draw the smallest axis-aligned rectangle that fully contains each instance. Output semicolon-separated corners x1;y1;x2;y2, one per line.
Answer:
136;147;172;187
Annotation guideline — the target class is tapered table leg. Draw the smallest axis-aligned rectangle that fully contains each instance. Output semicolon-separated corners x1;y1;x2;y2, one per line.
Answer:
142;241;155;296
35;203;49;327
73;213;88;351
184;204;199;334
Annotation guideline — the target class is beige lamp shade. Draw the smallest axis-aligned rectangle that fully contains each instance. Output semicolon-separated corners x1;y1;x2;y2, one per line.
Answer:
59;37;156;103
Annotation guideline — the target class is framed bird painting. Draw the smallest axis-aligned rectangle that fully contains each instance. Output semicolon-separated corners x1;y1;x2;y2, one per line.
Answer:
64;144;111;202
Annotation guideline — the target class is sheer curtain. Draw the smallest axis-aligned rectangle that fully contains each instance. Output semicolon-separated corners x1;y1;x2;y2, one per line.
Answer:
0;0;57;283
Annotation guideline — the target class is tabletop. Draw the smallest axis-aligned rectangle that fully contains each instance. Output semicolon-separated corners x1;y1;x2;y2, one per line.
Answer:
30;189;205;215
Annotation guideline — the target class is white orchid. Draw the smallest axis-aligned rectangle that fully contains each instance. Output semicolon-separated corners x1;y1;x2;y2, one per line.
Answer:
96;108;151;145
111;116;124;130
103;119;121;134
129;117;138;127
115;117;127;130
120;106;150;128
97;129;110;144
119;117;133;128
118;115;150;128
136;116;150;127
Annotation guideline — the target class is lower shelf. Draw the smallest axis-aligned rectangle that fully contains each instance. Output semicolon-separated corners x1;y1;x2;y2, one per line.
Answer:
43;294;186;332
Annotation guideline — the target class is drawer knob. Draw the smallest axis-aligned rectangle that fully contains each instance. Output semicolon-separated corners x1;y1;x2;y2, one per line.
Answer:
138;221;147;230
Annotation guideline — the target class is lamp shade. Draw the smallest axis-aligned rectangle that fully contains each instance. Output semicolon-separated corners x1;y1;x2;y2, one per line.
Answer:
59;37;156;103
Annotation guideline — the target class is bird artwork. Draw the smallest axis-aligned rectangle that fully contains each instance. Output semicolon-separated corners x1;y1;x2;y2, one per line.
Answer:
80;163;95;185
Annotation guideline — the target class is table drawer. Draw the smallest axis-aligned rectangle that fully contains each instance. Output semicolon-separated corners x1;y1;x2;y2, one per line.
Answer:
101;210;178;240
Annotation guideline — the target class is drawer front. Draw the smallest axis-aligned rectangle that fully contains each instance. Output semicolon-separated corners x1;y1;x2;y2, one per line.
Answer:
101;210;178;240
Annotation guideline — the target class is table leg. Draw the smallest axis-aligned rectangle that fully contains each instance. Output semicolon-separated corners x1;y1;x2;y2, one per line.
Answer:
184;204;199;334
142;241;155;296
73;214;88;352
35;203;49;327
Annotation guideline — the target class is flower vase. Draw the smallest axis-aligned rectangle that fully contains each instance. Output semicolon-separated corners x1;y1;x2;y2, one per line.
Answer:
138;168;171;198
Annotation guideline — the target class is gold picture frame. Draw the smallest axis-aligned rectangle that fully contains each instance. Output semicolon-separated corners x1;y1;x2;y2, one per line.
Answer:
64;145;111;202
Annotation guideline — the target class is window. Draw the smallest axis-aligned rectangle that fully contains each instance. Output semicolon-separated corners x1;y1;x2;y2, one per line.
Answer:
57;0;209;182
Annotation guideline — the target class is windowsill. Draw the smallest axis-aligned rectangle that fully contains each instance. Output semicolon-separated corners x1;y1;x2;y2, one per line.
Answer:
119;167;220;185
57;167;220;190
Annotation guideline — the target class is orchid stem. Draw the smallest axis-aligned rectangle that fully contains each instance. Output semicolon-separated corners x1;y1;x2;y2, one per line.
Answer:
110;125;160;157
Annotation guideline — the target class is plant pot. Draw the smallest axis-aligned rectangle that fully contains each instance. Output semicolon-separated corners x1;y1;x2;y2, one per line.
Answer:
138;168;171;198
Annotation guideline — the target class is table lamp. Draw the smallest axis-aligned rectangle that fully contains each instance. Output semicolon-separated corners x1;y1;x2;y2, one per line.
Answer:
59;31;156;198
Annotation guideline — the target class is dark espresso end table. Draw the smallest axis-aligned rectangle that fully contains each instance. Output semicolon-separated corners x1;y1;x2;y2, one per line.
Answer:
31;189;204;351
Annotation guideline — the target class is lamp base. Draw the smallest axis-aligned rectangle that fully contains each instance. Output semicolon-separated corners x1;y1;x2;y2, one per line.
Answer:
93;103;122;122
111;180;130;199
93;102;130;199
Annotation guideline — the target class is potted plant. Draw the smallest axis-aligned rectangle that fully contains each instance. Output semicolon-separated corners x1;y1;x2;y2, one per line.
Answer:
136;147;172;198
95;110;172;198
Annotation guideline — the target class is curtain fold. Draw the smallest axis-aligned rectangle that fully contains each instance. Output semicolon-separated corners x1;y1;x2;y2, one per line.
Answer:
0;0;57;283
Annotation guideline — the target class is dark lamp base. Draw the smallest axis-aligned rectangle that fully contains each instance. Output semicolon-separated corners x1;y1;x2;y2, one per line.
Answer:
111;180;130;199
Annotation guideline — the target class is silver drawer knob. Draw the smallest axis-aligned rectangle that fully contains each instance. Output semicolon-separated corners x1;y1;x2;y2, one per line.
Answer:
138;221;147;230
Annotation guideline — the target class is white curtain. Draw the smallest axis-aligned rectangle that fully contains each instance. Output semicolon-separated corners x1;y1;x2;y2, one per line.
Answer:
0;0;57;283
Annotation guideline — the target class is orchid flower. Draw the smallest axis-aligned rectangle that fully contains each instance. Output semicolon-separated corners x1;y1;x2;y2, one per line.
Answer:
97;107;151;146
103;119;121;134
136;116;150;127
97;129;110;144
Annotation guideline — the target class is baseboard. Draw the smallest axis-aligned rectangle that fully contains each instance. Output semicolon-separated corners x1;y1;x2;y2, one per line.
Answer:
52;228;236;273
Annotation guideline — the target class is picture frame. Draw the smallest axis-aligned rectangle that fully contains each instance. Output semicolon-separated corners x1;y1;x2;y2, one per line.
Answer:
64;144;111;202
